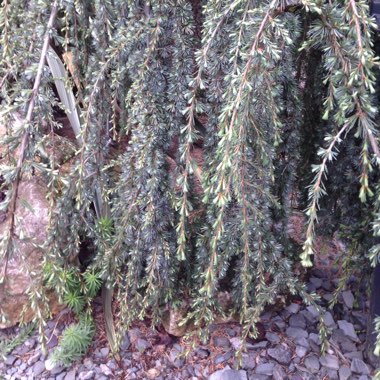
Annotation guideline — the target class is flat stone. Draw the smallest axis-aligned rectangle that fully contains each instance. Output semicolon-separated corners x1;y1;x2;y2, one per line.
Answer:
320;368;338;380
100;364;113;376
213;336;231;348
309;277;323;288
121;334;131;350
323;312;336;329
56;373;66;380
265;332;280;344
319;354;339;370
45;357;59;372
350;358;370;375
323;293;334;302
342;291;354;309
83;358;93;368
249;341;268;349
337;320;359;342
304;355;320;373
295;337;310;348
296;345;308;358
209;368;247;380
100;347;110;357
78;371;95;380
273;365;286;380
286;327;308;339
255;363;274;376
306;306;320;319
64;370;76;380
308;333;321;346
286;303;300;314
289;314;306;329
33;361;46;377
214;351;232;365
267;347;292;365
241;353;256;370
146;368;161;379
248;375;270;380
344;351;363;360
196;348;210;359
338;366;352;380
5;355;17;366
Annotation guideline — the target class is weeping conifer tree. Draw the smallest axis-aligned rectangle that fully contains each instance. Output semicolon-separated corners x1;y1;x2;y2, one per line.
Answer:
0;0;380;362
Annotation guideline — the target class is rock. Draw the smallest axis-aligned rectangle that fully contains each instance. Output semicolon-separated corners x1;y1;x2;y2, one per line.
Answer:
135;338;150;353
46;334;58;349
273;365;286;380
309;277;323;288
350;358;370;375
32;361;46;377
195;348;210;359
295;337;309;348
64;370;76;380
286;303;300;314
227;328;237;337
308;333;321;346
296;345;308;358
99;364;113;376
128;328;141;342
83;358;93;368
214;351;232;365
267;347;292;365
121;334;131;350
344;351;363;360
0;179;63;328
169;347;185;368
304;355;320;373
323;312;336;329
338;366;352;380
249;341;268;349
265;332;280;344
320;368;338;380
289;314;306;330
342;291;354;309
5;355;16;366
45;357;61;372
209;368;247;380
230;337;243;350
255;363;274;376
146;368;161;379
56;373;66;380
319;354;339;370
78;371;95;380
213;336;231;348
162;306;190;337
100;347;110;357
286;327;308;339
241;353;257;370
27;352;41;365
337;320;359;342
249;376;270;380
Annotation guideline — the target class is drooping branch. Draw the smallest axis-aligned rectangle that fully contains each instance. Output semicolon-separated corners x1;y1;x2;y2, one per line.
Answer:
1;0;59;281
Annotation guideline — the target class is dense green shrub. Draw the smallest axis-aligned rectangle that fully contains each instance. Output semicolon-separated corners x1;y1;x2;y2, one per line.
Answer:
0;0;379;360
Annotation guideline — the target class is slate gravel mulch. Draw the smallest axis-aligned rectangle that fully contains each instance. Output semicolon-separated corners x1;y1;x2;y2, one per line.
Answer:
0;268;376;380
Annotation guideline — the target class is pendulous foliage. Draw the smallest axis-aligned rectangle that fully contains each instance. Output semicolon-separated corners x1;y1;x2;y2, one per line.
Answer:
0;0;379;361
